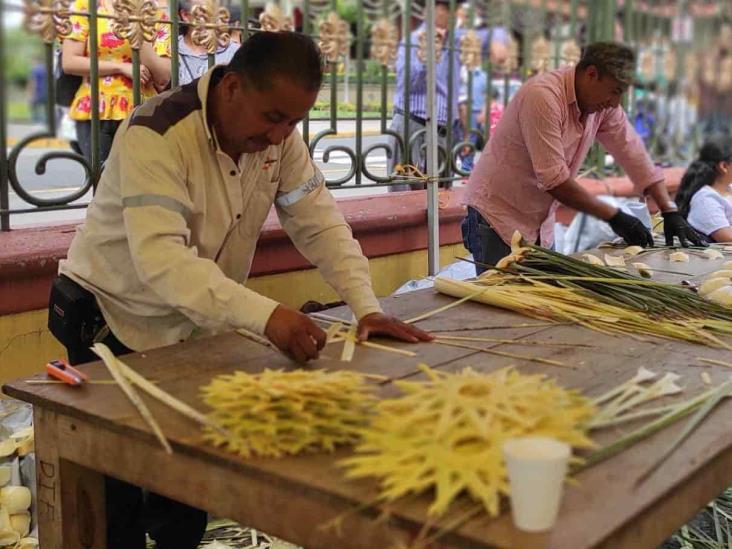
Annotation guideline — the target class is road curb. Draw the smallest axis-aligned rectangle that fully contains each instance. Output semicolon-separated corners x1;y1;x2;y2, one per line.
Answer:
6;138;71;149
7;131;382;148
319;130;382;138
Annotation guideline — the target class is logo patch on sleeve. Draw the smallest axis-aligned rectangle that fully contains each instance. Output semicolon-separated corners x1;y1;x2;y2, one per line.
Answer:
275;170;325;207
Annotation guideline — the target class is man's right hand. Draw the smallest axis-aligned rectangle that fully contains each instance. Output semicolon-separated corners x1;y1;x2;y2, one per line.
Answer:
264;305;327;362
608;209;654;247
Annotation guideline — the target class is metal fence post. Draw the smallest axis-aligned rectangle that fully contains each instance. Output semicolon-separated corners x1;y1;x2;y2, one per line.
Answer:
302;0;310;143
240;0;249;41
171;0;180;89
355;0;364;187
402;0;412;168
445;0;455;179
89;0;101;184
425;0;439;276
0;0;8;230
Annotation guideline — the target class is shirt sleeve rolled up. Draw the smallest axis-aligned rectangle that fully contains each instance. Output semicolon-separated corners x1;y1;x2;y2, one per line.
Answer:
275;132;383;321
518;88;571;191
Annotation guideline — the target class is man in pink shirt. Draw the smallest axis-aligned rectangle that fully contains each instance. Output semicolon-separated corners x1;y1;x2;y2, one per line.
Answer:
464;42;704;274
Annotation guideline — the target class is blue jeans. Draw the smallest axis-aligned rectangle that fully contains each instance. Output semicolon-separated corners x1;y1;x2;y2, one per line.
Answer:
461;206;511;276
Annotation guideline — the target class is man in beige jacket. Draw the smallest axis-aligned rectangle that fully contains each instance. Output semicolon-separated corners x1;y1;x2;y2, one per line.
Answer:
49;31;430;549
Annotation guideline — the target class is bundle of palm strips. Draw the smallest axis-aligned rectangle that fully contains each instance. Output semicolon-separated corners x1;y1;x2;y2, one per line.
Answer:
201;369;378;457
436;241;732;349
340;365;594;517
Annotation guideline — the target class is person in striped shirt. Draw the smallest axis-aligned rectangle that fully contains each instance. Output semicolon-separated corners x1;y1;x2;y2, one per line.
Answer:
387;1;508;190
463;42;705;274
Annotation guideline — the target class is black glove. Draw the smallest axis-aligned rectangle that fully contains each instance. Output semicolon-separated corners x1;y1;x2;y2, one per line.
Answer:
662;211;707;247
608;210;654;247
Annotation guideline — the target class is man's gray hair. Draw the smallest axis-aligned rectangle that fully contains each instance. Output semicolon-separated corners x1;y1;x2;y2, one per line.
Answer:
577;42;635;87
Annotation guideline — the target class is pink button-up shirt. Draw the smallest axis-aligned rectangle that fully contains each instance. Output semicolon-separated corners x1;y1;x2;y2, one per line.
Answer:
466;66;664;247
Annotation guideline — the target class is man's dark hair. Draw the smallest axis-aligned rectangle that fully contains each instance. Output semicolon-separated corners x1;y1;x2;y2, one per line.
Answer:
225;31;323;92
576;41;635;87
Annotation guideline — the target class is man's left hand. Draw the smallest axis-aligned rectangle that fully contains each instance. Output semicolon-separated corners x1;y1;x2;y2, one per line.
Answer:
356;313;434;343
662;211;708;247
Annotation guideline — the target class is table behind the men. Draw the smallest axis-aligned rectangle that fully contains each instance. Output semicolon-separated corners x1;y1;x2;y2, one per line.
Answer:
4;247;732;549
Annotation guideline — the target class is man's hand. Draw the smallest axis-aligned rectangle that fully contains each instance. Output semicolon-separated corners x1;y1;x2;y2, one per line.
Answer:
356;313;434;343
608;210;654;247
264;305;326;362
643;180;706;247
662;211;707;247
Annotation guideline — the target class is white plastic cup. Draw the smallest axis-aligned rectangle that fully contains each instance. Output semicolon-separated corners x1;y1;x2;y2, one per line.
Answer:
502;436;571;532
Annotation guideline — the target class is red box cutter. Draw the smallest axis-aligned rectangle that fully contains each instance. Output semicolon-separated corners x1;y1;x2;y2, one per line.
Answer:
46;359;89;386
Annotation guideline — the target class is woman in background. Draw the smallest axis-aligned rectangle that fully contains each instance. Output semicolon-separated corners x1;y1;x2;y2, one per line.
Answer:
177;0;239;85
677;136;732;242
62;0;171;164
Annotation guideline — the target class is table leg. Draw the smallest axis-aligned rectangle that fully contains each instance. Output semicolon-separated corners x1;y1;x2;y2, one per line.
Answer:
34;407;107;549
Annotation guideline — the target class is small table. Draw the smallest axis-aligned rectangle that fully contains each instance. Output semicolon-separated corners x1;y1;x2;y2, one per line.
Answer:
5;248;732;548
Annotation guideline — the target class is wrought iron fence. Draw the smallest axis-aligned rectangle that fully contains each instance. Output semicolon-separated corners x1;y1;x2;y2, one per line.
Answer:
0;0;727;231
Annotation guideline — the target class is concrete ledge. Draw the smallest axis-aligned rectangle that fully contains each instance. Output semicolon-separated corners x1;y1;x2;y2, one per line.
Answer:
0;191;467;315
254;189;467;275
0;167;685;316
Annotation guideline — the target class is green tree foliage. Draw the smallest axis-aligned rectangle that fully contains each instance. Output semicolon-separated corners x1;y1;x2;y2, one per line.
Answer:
336;0;357;25
3;28;45;86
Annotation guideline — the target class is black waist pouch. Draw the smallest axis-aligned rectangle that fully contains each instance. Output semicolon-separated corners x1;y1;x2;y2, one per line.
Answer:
48;275;106;349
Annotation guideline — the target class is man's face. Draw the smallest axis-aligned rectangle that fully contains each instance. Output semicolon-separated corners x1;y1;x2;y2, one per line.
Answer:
578;65;626;114
216;73;318;154
435;4;449;30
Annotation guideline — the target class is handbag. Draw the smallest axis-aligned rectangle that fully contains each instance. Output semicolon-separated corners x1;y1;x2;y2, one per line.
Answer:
55;50;82;107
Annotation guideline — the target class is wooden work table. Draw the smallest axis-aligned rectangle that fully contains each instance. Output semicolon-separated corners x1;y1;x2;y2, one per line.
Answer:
4;248;732;548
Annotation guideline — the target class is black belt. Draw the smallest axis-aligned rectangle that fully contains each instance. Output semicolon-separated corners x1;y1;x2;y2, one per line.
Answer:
394;108;448;137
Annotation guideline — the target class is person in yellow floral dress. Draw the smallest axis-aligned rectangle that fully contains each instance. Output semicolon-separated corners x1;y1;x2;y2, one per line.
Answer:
62;0;171;164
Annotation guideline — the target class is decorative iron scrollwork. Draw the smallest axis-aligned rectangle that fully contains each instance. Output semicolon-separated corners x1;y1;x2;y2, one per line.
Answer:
258;3;293;32
191;0;231;55
662;45;676;82
638;44;655;81
530;35;551;73
23;0;72;43
702;52;716;88
498;35;518;74
684;51;698;81
718;56;732;93
417;28;445;64
560;39;580;67
318;11;351;63
112;0;158;50
370;17;398;68
8;133;94;209
460;29;482;71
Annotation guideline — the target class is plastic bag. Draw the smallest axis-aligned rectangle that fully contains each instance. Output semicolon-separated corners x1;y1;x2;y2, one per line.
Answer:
560;196;652;254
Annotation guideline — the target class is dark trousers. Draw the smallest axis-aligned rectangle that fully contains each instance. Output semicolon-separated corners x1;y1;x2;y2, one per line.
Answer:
75;119;122;166
51;277;208;549
461;206;512;276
